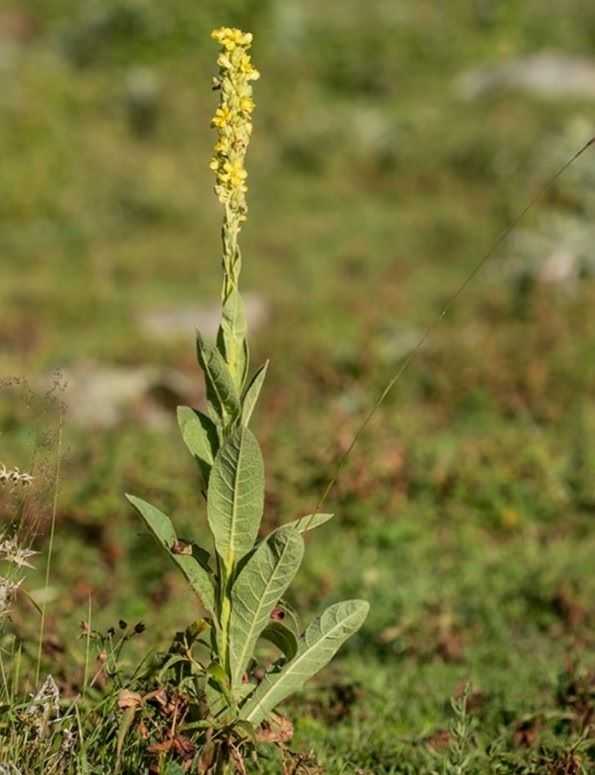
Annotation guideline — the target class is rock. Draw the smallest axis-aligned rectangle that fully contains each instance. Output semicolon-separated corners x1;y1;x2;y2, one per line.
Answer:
377;325;423;364
49;362;198;429
139;293;269;341
507;218;595;296
539;248;581;286
456;52;595;101
125;67;161;138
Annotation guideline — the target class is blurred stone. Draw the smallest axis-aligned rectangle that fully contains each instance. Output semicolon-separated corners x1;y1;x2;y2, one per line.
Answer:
125;67;161;138
456;52;595;101
539;249;580;286
49;362;197;429
139;293;269;341
508;218;595;298
349;105;395;158
377;324;423;363
536;116;595;215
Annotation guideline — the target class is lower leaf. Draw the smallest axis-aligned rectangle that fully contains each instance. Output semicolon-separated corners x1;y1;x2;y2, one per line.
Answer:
229;527;304;691
126;494;216;618
239;599;369;725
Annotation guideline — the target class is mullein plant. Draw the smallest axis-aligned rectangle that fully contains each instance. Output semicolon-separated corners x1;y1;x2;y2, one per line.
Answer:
127;25;368;740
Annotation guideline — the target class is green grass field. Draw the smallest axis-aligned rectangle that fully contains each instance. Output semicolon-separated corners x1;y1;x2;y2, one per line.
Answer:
1;2;595;772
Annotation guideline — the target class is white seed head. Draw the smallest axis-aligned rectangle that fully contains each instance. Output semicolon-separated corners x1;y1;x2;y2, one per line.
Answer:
0;463;34;488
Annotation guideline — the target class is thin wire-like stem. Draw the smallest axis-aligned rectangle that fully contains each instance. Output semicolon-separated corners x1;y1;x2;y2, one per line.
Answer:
316;136;595;513
35;409;64;686
82;594;92;695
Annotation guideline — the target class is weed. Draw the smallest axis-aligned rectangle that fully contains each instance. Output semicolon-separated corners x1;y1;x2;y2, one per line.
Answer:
125;27;368;772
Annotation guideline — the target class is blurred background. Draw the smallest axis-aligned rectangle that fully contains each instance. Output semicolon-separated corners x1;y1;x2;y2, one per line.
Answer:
1;0;595;767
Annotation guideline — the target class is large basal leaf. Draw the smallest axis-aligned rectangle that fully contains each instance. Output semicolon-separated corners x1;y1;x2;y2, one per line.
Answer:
241;361;269;427
177;406;220;486
207;426;265;570
126;495;215;617
196;335;240;425
229;527;304;690
239;599;369;725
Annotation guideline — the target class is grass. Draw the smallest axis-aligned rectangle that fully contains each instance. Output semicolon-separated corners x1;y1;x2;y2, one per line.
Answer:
1;0;595;771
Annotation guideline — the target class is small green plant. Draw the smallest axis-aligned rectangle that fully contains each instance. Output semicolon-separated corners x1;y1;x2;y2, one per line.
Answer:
126;24;368;747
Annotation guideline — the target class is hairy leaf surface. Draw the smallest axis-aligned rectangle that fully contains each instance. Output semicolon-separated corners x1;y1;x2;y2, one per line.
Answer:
229;527;304;689
239;600;369;724
196;335;240;424
177;406;219;485
261;620;299;661
207;426;264;569
241;361;269;426
126;495;215;616
219;288;249;391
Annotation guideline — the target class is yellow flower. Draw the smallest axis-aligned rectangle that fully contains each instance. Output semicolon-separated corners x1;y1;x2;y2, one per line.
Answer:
219;160;247;189
209;158;220;171
239;53;260;80
215;137;231;154
211;27;231;44
211;27;252;51
212;105;232;128
240;96;255;113
217;53;232;70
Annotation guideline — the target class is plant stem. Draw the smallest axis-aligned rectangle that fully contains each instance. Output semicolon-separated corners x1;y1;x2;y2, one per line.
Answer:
35;410;63;686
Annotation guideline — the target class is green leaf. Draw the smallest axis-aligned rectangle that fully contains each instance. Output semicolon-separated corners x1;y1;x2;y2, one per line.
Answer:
229;527;304;690
218;288;249;391
115;706;138;775
177;406;220;486
196;335;240;425
164;764;185;775
239;599;369;725
241;361;269;426
234;720;257;742
261;620;299;661
206;668;253;719
207;426;265;570
282;513;334;533
126;495;216;617
207;662;231;693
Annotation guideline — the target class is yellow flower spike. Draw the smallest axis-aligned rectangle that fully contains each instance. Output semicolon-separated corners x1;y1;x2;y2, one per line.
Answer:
209;26;258;384
210;26;257;217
